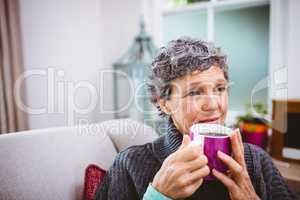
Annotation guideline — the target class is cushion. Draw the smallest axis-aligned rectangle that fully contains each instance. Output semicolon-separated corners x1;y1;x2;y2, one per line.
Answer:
98;118;158;152
83;164;106;200
0;125;117;200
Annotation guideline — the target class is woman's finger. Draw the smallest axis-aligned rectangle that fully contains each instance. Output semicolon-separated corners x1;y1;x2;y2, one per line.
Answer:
236;129;245;155
217;150;243;176
185;155;208;172
235;129;246;167
179;165;210;187
230;130;244;165
181;175;204;197
179;134;191;150
189;165;210;181
212;169;239;194
190;176;205;191
178;144;203;162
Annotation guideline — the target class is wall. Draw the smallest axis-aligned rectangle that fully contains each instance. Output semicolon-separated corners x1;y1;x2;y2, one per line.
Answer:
286;0;300;99
215;5;269;111
162;5;270;112
269;0;300;101
19;0;300;130
20;0;141;129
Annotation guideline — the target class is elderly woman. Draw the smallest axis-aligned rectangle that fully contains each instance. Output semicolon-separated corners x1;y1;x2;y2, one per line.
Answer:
94;37;296;200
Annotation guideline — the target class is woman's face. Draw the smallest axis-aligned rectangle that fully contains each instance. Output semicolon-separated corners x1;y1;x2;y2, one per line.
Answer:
160;65;228;135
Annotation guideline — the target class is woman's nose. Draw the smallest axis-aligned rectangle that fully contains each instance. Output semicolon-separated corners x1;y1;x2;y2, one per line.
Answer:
201;95;219;112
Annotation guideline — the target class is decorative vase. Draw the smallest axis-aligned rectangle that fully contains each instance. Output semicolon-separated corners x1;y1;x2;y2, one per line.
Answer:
240;121;268;149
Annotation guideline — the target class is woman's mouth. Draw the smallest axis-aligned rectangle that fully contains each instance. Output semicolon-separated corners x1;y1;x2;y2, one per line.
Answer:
197;117;220;124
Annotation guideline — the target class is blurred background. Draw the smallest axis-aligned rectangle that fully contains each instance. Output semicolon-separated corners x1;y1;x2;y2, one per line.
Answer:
1;0;298;131
1;0;300;197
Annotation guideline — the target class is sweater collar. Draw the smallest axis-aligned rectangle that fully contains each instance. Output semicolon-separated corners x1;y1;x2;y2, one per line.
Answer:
165;119;183;153
152;118;183;163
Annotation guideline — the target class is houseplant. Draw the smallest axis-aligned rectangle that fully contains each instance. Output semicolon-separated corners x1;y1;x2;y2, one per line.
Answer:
236;103;269;149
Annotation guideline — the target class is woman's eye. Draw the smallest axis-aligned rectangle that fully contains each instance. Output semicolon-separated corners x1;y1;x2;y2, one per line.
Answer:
188;91;201;96
216;86;226;92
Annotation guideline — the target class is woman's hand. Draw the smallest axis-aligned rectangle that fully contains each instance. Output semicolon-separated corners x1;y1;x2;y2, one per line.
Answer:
212;129;260;200
152;135;210;199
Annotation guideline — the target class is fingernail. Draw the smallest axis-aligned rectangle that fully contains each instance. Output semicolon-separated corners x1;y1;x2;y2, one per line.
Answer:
217;150;225;157
212;169;218;174
201;155;208;163
230;131;235;137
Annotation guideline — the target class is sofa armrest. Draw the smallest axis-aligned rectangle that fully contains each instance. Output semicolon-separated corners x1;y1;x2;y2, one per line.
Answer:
98;118;159;152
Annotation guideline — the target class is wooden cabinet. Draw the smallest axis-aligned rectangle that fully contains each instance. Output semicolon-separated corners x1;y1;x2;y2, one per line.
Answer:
271;99;300;163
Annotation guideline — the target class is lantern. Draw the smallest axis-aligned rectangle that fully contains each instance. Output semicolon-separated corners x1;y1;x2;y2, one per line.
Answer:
113;19;157;125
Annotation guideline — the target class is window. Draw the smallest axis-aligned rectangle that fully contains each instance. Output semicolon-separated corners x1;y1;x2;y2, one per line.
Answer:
162;0;270;113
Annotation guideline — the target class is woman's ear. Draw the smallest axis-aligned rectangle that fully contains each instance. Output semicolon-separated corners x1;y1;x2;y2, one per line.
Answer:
157;99;172;115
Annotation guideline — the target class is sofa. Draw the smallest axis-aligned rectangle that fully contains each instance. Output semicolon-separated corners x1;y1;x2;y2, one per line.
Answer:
0;118;158;200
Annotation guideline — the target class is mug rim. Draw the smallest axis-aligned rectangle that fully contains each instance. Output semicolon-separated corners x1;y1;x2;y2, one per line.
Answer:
189;123;233;138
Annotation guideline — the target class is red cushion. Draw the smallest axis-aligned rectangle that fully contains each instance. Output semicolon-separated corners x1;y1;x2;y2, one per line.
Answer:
83;164;106;200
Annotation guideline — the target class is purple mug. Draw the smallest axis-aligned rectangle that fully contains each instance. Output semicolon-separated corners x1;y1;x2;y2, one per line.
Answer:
189;123;233;181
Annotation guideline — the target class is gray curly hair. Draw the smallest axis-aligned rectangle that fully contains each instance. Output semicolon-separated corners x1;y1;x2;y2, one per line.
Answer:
147;37;229;117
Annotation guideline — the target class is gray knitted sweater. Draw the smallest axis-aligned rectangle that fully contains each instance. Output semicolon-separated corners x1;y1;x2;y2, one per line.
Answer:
94;121;297;200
